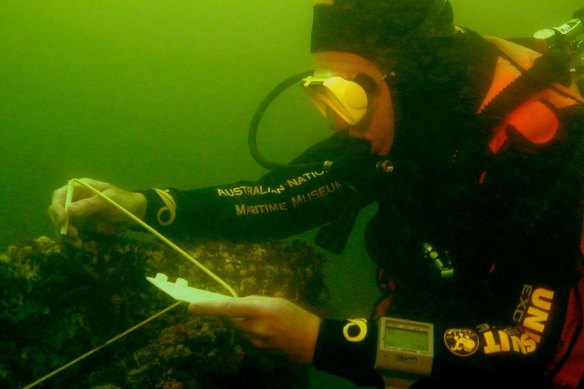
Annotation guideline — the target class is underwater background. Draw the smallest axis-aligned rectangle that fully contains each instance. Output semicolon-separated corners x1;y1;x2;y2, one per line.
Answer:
0;1;581;388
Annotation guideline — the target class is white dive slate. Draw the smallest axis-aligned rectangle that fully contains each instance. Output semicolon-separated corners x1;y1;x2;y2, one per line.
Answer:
146;273;234;303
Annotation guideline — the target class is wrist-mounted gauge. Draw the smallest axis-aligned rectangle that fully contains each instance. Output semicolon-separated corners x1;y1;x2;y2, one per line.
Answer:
375;317;434;387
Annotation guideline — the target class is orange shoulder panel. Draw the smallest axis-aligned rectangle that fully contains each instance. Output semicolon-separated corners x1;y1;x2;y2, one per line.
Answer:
482;37;584;153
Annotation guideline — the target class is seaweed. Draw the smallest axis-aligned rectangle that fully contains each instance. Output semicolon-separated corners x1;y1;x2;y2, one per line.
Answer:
0;235;328;388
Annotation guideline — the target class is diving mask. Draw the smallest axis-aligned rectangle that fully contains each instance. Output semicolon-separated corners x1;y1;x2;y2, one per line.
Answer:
301;71;374;127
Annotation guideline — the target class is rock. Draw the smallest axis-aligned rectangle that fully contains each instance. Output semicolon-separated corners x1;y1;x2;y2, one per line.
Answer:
0;236;328;389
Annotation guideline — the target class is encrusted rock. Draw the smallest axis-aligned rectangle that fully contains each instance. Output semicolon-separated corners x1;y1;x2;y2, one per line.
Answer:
0;235;328;388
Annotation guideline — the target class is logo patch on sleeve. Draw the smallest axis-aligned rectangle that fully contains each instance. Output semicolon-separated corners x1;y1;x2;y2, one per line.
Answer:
343;318;368;343
444;328;480;357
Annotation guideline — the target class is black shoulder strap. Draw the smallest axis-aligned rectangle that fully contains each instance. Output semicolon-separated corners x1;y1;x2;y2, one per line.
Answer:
478;47;573;136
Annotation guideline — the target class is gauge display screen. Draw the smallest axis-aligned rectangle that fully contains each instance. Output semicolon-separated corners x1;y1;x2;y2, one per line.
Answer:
384;326;428;352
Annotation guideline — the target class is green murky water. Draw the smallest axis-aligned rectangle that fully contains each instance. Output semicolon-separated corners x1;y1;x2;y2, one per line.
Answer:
0;1;581;387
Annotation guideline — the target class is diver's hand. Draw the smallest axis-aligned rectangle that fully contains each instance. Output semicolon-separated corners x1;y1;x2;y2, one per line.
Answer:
48;178;147;247
188;296;321;364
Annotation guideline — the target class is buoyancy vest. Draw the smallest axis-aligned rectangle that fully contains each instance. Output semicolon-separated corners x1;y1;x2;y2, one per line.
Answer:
480;37;584;153
482;36;584;388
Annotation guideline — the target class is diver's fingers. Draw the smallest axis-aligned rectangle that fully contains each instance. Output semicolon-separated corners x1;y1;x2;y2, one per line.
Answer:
48;203;66;228
188;296;268;319
67;178;115;203
67;195;110;221
94;220;120;235
49;184;70;227
241;333;270;349
189;299;275;340
74;178;113;193
231;317;273;337
61;225;83;248
67;225;79;241
49;178;110;226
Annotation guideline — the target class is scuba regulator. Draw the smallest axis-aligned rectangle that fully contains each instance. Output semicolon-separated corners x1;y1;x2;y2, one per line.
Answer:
247;72;391;254
533;7;584;95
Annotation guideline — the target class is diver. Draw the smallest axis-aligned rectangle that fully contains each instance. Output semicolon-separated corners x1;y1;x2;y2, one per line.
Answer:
49;1;584;388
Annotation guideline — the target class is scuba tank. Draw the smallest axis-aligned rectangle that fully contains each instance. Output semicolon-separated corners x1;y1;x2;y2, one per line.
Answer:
533;7;584;95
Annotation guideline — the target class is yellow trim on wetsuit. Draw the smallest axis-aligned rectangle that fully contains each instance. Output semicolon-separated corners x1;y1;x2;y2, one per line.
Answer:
154;189;177;226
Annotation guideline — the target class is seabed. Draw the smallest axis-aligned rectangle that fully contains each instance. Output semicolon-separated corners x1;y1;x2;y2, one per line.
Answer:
0;235;328;389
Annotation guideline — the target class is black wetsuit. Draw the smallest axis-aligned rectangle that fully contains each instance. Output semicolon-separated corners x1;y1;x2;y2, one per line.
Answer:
141;32;584;388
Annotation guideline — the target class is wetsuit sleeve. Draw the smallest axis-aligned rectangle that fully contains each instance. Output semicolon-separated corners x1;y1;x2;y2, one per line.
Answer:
313;106;584;388
138;131;371;242
423;105;584;385
314;319;383;388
